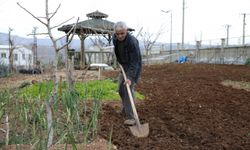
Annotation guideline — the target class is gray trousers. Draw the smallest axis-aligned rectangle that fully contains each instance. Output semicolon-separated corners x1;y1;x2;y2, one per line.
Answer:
118;73;135;119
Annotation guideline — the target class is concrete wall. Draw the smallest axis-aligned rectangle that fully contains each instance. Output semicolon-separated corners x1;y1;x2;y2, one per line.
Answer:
179;45;250;64
147;41;250;65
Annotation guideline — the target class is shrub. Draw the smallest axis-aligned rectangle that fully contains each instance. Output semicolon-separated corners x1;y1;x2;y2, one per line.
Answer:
245;58;250;66
0;62;9;77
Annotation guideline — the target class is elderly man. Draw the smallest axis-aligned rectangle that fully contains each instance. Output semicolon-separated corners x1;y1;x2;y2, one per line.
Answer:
113;21;142;125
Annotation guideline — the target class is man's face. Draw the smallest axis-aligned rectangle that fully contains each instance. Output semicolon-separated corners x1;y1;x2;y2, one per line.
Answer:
115;27;127;41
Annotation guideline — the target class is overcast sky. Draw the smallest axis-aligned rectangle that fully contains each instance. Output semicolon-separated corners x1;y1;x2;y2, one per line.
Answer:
0;0;250;44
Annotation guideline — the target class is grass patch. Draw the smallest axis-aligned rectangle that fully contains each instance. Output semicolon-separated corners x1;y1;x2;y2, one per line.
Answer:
221;80;250;92
18;79;144;101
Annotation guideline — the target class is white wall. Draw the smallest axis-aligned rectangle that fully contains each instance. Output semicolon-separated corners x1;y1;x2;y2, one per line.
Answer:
0;45;33;69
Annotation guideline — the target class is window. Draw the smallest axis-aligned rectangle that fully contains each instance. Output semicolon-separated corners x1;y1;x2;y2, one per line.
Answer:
1;53;6;58
22;54;25;60
14;54;18;61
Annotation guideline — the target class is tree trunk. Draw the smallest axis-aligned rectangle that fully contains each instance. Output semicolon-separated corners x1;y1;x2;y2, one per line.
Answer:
8;49;14;73
46;51;59;148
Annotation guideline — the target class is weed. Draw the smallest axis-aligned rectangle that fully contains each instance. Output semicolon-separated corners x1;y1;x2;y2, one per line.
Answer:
245;58;250;66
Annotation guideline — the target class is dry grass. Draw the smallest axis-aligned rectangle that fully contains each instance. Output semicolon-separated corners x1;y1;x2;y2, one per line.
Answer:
221;80;250;92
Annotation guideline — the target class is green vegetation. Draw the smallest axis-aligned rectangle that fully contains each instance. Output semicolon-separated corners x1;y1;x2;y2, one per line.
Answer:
245;58;250;66
18;79;144;101
0;79;144;148
0;62;9;77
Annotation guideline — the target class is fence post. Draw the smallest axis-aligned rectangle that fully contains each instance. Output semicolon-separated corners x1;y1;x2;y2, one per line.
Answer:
220;38;225;64
196;41;201;63
177;43;180;61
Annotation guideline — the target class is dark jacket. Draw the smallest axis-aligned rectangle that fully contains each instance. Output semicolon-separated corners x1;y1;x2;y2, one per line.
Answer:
113;33;142;83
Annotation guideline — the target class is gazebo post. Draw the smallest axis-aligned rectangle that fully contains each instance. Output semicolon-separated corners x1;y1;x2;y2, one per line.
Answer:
66;34;69;51
65;34;69;69
79;34;87;69
108;33;112;46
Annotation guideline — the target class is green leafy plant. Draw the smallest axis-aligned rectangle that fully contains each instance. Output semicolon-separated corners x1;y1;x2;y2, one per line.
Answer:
18;79;144;101
0;78;145;149
245;58;250;66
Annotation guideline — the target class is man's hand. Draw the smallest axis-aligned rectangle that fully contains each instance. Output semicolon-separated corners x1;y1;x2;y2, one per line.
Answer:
124;79;132;86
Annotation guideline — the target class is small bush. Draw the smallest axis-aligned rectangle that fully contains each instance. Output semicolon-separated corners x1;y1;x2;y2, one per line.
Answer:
245;58;250;66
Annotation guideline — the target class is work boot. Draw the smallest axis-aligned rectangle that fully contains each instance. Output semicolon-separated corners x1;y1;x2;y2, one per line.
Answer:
124;119;136;125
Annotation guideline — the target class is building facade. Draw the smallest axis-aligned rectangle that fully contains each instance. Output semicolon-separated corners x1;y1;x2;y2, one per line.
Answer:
0;45;33;69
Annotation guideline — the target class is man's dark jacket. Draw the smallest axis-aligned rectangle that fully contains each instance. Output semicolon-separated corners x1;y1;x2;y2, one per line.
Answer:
113;33;142;83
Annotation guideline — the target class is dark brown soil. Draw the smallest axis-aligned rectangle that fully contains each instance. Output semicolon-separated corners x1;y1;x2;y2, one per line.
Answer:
100;64;250;150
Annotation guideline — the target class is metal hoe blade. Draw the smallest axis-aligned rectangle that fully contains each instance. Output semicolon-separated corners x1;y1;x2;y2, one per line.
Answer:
129;123;149;138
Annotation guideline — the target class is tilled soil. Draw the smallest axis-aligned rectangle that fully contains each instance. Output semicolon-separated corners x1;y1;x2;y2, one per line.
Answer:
100;64;250;150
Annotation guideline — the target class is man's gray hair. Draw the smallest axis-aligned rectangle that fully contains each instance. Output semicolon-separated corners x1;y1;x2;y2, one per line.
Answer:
114;21;127;31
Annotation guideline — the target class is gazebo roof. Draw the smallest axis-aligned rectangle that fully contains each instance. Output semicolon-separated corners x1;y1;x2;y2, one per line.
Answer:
86;10;108;19
58;10;134;35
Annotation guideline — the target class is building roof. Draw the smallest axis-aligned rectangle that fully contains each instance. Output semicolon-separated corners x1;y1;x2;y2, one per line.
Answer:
86;10;108;19
0;45;31;50
0;45;10;49
58;10;134;35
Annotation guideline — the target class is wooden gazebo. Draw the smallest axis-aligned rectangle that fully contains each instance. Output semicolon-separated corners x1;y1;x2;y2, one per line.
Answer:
58;10;134;68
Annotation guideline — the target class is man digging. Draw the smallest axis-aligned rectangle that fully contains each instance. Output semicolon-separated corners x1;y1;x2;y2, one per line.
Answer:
113;21;142;125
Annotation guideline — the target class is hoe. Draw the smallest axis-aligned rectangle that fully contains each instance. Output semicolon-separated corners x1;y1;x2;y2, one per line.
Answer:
119;64;149;137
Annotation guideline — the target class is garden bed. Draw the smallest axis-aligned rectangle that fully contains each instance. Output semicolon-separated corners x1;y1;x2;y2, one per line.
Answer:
100;64;250;149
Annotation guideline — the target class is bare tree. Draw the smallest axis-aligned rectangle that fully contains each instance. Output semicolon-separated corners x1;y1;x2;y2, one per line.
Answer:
17;0;79;148
8;28;16;73
139;27;163;64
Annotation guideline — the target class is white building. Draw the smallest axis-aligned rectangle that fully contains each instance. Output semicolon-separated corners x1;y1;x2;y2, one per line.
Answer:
0;45;33;69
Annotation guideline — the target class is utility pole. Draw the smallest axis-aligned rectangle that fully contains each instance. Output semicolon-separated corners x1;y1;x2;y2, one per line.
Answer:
161;10;173;61
241;13;250;45
224;24;231;46
170;12;173;54
28;27;38;66
181;0;185;50
242;13;246;46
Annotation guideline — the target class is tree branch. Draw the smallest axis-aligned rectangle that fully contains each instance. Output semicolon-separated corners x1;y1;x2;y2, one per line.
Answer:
55;17;79;42
49;4;61;19
17;2;47;26
51;17;74;30
27;32;49;36
57;17;79;51
0;128;6;133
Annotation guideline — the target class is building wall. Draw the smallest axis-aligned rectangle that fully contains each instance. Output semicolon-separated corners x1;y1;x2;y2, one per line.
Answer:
0;45;33;69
